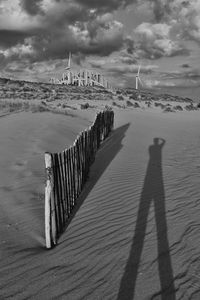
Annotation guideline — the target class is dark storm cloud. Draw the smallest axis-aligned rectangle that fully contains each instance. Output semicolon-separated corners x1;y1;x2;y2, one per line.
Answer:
0;30;30;48
20;0;43;16
120;56;137;64
118;50;138;64
75;0;135;13
181;70;200;80
148;0;188;22
149;0;173;22
124;36;135;55
108;64;157;75
181;63;191;68
0;53;5;63
141;45;190;60
0;0;126;64
146;0;200;44
161;69;200;80
90;60;104;68
26;17;124;61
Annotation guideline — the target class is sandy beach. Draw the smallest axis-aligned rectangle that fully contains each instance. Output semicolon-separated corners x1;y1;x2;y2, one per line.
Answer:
0;105;200;299
1;0;200;297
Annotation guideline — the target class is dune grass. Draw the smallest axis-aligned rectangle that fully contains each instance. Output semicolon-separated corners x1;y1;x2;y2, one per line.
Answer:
0;99;76;117
0;100;50;113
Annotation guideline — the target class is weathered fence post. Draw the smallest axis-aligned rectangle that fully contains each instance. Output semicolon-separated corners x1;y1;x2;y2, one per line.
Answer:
45;152;57;248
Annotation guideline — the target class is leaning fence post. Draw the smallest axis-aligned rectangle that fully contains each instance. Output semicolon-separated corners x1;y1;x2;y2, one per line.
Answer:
45;152;56;249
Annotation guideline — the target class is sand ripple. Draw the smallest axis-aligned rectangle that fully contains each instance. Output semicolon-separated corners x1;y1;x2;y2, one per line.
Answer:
0;110;200;299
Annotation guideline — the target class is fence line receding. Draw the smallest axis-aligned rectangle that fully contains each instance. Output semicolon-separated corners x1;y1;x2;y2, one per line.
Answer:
45;109;114;249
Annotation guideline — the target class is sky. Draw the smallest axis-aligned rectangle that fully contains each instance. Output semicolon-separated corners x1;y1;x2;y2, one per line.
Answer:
0;0;200;93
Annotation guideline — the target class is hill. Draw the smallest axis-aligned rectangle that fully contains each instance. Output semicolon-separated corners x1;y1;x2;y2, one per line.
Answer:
0;77;199;114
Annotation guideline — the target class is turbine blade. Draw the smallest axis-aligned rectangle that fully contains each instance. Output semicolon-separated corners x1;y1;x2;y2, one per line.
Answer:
137;65;141;76
68;52;71;69
138;76;143;86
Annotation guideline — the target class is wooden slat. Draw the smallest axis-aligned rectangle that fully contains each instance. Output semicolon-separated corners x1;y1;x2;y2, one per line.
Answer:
83;131;88;182
87;128;92;166
78;136;83;190
80;132;85;187
51;154;60;242
75;139;81;197
71;146;77;206
59;152;67;222
76;138;80;194
68;148;74;209
63;150;70;217
50;155;57;246
56;153;64;229
66;149;72;214
53;154;63;234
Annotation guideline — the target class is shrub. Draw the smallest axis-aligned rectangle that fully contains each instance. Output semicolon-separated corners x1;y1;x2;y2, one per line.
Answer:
155;102;165;109
104;105;113;111
30;104;50;113
116;90;122;95
133;102;140;108
173;105;183;111
185;104;197;111
129;95;136;100
80;103;89;109
145;101;151;107
118;95;124;101
112;101;123;108
163;107;175;113
126;100;134;107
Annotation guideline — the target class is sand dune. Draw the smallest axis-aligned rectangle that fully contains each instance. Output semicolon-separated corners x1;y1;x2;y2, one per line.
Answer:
0;111;91;249
0;108;200;299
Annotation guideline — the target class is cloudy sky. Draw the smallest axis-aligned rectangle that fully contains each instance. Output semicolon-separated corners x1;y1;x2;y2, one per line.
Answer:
0;0;200;91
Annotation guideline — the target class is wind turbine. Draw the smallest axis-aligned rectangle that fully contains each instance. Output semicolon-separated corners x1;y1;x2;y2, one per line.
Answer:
135;65;143;90
65;52;71;70
62;52;72;84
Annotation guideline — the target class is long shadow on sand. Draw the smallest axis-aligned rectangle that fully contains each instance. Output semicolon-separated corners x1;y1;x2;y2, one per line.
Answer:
59;123;130;240
117;138;176;300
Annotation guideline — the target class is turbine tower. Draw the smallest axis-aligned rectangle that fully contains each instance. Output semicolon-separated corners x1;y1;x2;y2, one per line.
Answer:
135;65;143;90
65;52;71;70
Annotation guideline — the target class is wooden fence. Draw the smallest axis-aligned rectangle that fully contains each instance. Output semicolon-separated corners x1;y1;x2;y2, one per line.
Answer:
45;110;114;248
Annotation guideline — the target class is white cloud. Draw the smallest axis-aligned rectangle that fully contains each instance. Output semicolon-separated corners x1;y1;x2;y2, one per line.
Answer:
143;0;200;44
0;0;124;61
0;0;41;31
134;22;189;59
0;42;34;58
107;64;158;74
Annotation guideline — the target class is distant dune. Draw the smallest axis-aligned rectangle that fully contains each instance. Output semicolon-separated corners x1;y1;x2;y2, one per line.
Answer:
152;85;200;103
0;79;200;299
0;77;199;116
